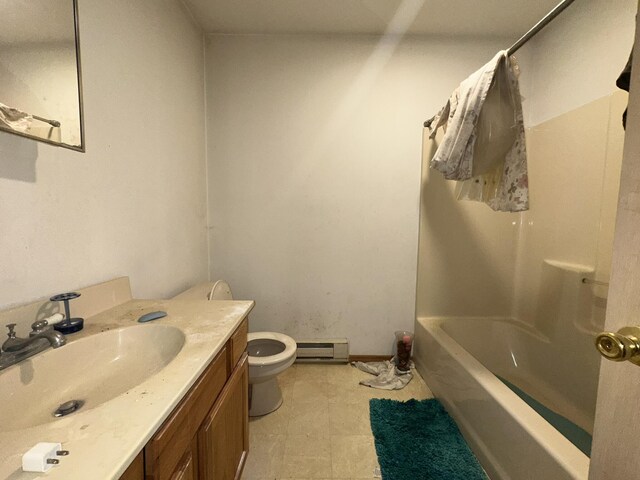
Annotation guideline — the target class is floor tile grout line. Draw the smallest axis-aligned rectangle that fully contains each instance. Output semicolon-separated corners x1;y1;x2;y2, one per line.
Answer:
328;408;334;479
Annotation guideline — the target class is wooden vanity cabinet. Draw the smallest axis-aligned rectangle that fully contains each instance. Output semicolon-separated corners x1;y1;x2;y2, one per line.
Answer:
121;318;249;480
198;353;249;480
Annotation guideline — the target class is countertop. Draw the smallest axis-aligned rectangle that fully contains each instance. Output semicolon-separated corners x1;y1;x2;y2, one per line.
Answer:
0;297;254;480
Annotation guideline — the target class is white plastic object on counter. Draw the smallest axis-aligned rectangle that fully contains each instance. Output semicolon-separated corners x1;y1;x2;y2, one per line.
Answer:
22;442;67;472
43;313;65;325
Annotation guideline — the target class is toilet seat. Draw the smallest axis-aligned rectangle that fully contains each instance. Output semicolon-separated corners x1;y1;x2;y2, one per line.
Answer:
248;332;297;366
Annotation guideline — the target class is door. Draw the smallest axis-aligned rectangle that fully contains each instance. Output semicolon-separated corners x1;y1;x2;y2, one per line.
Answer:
589;4;640;478
198;353;249;480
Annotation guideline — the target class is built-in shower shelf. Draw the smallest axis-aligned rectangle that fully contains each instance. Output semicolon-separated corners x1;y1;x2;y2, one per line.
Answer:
544;259;594;274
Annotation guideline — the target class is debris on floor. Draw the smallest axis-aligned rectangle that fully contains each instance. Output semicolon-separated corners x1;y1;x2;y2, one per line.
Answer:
352;358;413;390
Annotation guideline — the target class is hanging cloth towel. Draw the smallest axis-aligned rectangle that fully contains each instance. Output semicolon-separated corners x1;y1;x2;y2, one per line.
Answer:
427;51;529;212
617;50;632;129
0;102;33;133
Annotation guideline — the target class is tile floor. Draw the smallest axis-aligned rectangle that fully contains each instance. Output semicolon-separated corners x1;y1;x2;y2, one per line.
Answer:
242;362;433;480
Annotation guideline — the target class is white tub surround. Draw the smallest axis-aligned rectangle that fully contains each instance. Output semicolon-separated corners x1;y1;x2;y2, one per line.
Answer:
0;278;254;480
414;317;591;480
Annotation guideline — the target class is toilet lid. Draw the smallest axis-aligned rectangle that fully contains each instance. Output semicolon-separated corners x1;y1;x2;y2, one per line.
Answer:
247;332;297;366
208;280;233;300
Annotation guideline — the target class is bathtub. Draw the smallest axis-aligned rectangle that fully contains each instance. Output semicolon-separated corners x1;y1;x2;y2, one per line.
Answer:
414;316;598;480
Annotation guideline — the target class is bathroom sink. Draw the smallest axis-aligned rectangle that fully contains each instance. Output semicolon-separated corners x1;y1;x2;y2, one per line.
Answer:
0;324;185;432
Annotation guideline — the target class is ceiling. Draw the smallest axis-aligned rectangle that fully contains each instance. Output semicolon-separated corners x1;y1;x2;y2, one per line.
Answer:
182;0;562;37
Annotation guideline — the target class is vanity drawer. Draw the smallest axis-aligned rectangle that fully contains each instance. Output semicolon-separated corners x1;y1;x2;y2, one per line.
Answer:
229;318;248;369
119;451;143;480
145;345;228;480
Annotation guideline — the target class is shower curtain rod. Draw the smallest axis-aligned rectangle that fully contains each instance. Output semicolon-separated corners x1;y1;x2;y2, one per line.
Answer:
506;0;576;56
423;0;576;128
32;115;61;128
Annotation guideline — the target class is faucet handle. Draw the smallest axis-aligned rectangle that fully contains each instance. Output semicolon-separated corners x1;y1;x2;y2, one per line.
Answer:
31;313;65;334
30;320;48;333
5;324;16;338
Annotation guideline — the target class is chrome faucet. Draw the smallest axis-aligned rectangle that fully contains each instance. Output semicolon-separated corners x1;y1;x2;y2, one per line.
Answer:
0;322;67;371
2;323;67;352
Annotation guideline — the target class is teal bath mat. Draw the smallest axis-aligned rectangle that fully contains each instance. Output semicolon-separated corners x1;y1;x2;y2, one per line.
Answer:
369;398;487;480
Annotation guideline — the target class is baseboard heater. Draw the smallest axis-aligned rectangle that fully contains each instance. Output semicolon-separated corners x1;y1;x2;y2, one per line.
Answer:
296;338;349;363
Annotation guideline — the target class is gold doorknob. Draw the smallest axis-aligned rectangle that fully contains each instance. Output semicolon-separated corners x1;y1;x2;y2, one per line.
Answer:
595;326;640;365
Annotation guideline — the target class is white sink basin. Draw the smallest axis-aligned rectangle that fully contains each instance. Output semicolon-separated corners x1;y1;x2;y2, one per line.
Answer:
0;324;185;431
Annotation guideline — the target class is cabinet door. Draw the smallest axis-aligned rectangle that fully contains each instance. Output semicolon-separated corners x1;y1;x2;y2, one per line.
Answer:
198;353;249;480
145;347;228;480
170;438;198;480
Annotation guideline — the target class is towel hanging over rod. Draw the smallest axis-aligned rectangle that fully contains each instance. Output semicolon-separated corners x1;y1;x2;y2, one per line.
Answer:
0;102;61;129
32;115;61;128
423;0;577;128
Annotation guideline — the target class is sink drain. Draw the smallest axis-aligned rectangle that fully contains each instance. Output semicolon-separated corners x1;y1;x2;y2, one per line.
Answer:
53;399;84;418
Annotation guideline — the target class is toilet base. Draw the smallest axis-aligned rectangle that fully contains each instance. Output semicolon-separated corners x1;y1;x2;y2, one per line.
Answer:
249;378;283;417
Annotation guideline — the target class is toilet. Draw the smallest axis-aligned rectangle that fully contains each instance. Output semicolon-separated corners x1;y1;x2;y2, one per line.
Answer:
208;280;297;417
247;331;297;416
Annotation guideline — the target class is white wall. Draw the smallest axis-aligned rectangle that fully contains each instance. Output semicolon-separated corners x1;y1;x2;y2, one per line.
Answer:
206;34;507;354
0;0;208;308
519;0;637;127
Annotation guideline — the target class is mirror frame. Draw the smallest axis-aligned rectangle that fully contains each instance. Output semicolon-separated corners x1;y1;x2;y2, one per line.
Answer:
0;0;85;152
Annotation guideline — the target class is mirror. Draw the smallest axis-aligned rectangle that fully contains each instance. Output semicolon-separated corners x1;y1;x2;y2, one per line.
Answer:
0;0;85;152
